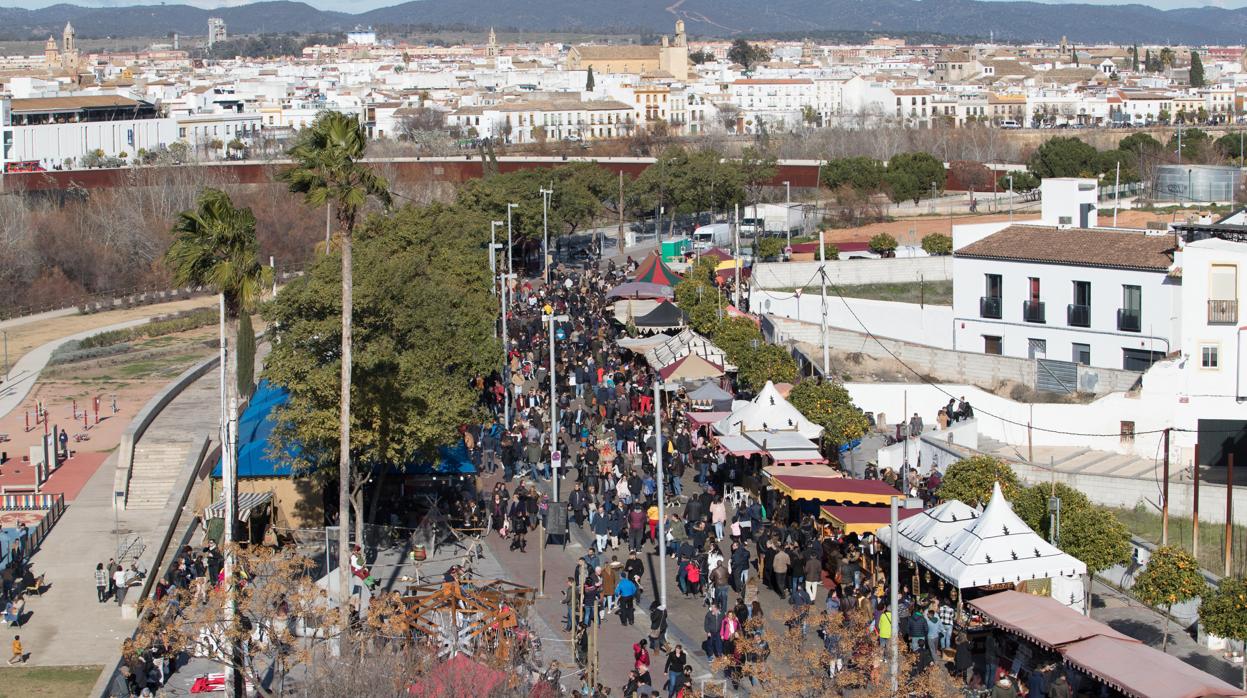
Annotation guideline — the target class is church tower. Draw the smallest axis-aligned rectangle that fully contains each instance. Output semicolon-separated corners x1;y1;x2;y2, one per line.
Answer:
486;27;498;60
44;36;58;69
61;22;79;71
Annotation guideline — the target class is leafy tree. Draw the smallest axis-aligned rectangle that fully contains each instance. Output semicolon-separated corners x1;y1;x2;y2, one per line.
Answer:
1012;484;1130;574
1132;545;1208;651
884;152;944;205
822;242;840;260
237;312;256;399
789;379;869;450
712;315;767;365
1216;133;1246;160
1199;576;1247;690
736;343;799;393
1027;136;1098;178
754;237;786;260
801;105;820;127
728;39;771;71
689;48;714;65
1167;128;1211;163
1004;170;1040;192
822;156;885;193
1118;132;1163;155
921;233;952;256
1131;44;1139;71
586;65;595;92
674;257;724;334
937;455;1020;506
278;110;391;630
868;233;897;257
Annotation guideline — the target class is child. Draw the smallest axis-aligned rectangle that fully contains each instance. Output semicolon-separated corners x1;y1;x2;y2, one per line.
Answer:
9;635;23;664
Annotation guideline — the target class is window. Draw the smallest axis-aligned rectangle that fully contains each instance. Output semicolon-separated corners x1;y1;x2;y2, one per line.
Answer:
1120;421;1135;445
984;335;1003;355
1058;216;1072;225
1209;264;1238;324
981;274;1002;318
1024;277;1044;323
1202;344;1220;369
1069;280;1091;327
1119;285;1142;332
1072;343;1091;365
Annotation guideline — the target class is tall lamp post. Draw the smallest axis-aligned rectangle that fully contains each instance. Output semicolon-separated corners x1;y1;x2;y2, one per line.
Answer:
490;221;503;295
501;271;516;428
506;202;519;276
653;380;669;609
540;187;553;284
546;309;569;501
783;180;792;250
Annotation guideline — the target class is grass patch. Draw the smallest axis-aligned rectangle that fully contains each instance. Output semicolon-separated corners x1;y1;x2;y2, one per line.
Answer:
115;352;206;379
1111;504;1247;578
0;665;102;698
784;280;953;306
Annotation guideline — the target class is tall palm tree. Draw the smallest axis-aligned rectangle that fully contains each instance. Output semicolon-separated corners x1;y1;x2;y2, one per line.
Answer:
279;111;390;632
165;187;269;697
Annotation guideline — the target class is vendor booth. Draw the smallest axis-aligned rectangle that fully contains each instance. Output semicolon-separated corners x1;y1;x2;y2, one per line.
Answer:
820;504;922;535
713;381;823;441
634;301;688;333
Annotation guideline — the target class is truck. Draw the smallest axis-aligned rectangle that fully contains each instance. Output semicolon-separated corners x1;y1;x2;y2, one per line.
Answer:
691;223;732;251
742;203;811;237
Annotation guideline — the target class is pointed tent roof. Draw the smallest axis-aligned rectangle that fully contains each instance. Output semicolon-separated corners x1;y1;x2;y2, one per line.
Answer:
877;499;979;562
923;483;1086;589
633;251;682;286
658;353;724;382
635;300;688;328
686;380;733;403
713;380;823;440
701;247;733;262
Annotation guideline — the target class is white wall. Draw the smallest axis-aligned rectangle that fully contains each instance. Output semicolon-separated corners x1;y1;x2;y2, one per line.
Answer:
1040;177;1098;227
750;256;953;289
8;118;179;165
755;290;953;348
952;255;1178;369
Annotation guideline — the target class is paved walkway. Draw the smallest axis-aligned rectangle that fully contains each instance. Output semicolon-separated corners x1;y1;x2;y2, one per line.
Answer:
6;370;219;667
0;318;150;420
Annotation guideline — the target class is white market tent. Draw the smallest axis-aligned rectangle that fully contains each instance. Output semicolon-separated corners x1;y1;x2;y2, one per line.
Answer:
881;484;1088;611
877;499;979;562
644;329;735;372
713;381;823;441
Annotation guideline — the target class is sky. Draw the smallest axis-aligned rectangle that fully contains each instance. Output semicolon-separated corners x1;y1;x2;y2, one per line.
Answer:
4;0;1246;9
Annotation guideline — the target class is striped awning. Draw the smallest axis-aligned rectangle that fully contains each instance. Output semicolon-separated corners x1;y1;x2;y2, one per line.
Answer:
204;491;274;522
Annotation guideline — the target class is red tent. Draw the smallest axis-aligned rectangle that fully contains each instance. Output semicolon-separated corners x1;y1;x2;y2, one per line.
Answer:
633;252;683;287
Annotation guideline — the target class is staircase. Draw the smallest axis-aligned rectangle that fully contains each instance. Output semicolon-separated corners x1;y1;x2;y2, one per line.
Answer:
125;440;193;509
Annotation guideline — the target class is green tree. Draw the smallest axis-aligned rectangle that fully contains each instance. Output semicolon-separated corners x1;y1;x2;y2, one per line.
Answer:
937;455;1020;506
736;343;799;393
712;315;766;365
1027;136;1099;178
278;110;391;630
674;257;725;334
1119;132;1162;154
237;312;256;399
1131;44;1139;71
801;105;820;127
1199;576;1247;689
689;49;714;65
921;233;952;256
1167;128;1211;163
1216;133;1246;160
1004;170;1040;192
754;237;786;260
1012;484;1130;575
788;379;869;451
728;39;771;71
586;65;595;91
822;242;840;260
1133;545;1207;651
868;233;898;257
884;152;945;205
822;156;885;193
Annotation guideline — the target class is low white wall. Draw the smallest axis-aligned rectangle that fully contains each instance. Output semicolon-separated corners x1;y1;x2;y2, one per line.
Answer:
751;256;953;290
756;291;954;349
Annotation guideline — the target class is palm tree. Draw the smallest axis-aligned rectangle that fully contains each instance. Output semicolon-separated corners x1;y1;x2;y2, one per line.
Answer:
165;187;269;697
279;110;390;632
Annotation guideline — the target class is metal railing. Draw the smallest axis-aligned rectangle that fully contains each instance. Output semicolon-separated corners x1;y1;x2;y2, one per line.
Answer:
1208;299;1238;325
1023;300;1046;323
1067;303;1090;327
1117;308;1142;333
979;296;1002;319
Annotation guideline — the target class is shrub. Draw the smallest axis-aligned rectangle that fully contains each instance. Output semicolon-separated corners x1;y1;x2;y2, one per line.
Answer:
921;233;952;256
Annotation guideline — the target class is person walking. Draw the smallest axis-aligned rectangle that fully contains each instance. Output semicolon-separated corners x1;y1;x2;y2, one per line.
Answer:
703;604;724;658
113;565;130;607
94;562;108;603
8;635;22;665
772;546;790;600
615;574;638;626
664;644;689;697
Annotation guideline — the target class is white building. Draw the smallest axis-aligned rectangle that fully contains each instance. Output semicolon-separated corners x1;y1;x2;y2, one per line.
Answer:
346;27;377;46
1;94;178;167
207;18;227;48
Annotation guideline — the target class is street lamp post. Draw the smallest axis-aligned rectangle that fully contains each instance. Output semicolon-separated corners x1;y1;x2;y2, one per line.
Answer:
507;203;519;276
1007;175;1015;225
501;272;516;428
783;180;791;250
540;187;553;285
653;380;668;609
546;310;569;502
490;221;503;296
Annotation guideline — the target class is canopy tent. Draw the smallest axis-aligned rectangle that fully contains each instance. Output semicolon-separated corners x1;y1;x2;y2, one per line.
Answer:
742;430;825;464
635;301;688;330
920;483;1086;592
713;381;823;440
876;499;980;564
658;354;724;383
644;329;734;372
606;282;674;301
686;411;731;428
611;299;660;325
970;591;1247;698
632;251;683;286
764;463;840;479
686;380;733;409
617;332;672;354
700;247;733;262
821;505;922;535
216;380;298;479
717;434;766;458
769;474;900;504
204;491;274;522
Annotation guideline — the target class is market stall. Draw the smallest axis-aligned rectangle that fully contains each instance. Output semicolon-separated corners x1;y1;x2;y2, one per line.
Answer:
713;381;823;441
657;354;724;383
820;504;922;535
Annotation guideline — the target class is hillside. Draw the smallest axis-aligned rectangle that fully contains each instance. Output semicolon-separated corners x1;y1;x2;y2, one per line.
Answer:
0;0;1242;44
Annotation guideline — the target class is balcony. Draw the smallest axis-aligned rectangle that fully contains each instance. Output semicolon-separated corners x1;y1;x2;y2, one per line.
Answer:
1023;300;1046;323
1117;308;1141;333
1067;304;1090;328
1208;299;1238;325
980;296;1002;319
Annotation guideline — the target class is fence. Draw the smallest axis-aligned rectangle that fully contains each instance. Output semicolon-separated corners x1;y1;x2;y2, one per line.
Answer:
12;493;65;561
0;492;64;511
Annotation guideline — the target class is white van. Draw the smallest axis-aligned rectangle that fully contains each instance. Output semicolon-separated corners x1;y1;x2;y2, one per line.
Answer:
692;223;732;251
999;119;1021;129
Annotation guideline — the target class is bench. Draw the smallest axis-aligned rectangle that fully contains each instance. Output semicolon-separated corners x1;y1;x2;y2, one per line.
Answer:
25;574;44;597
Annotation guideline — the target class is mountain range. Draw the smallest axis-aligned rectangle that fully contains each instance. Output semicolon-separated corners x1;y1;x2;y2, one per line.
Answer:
1;0;1245;45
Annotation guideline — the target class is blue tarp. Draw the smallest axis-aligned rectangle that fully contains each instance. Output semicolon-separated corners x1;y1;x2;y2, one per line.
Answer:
215;379;477;479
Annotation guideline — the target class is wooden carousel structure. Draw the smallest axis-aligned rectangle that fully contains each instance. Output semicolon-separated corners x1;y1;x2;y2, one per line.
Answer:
401;578;536;659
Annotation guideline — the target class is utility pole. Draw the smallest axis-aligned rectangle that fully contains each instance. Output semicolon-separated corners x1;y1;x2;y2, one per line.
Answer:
889;496;899;693
654;380;668;609
1226;453;1234;577
218;293;240;698
783;180;792;250
733;203;741;309
548;310;568;501
540;186;553;284
1162;428;1170;545
901;391;909;491
501;273;514;429
1008;175;1015;225
1113;161;1121;227
490;221;502;295
324;203;332;249
1193;444;1201;559
617;170;625;253
818;231;829;378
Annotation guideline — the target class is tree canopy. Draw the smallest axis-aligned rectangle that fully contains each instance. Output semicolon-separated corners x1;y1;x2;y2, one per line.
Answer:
884;152;945;205
937;455;1020;506
1012;484;1130;574
1199;576;1247;689
788;379;869;449
1027;137;1099;179
457;163;616;240
1132;545;1208;651
1189;51;1205;88
728;39;771;71
821;156;886;193
921;233;952;256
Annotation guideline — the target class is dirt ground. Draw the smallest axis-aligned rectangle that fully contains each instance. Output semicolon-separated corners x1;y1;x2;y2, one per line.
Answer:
0;297;217;371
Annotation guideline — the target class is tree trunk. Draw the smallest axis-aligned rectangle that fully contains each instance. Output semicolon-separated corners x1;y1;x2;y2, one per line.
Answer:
338;232;353;636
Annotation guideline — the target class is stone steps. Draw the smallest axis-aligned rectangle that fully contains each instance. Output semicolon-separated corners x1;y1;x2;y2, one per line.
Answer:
126;440;192;509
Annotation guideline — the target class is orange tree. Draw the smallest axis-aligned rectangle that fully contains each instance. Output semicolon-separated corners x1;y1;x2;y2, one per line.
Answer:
1132;545;1208;652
